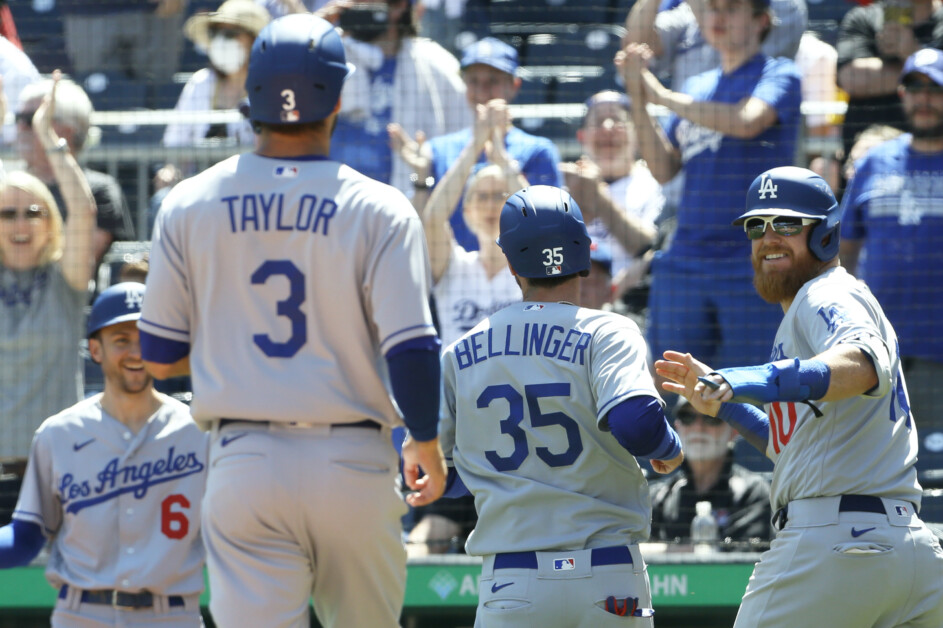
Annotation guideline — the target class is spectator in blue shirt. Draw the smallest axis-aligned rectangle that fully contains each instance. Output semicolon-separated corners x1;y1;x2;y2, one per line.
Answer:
408;37;563;252
618;0;802;372
839;47;943;477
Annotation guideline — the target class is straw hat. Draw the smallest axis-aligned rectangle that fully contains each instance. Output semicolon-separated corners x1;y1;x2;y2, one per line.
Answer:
184;0;271;49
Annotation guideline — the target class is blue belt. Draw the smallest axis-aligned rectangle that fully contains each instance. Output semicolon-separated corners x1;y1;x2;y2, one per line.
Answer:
494;545;633;570
219;418;381;430
59;585;184;609
773;495;895;529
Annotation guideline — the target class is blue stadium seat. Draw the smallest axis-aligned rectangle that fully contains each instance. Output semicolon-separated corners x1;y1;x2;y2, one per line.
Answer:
516;77;552;105
78;72;148;111
8;1;70;74
487;0;613;26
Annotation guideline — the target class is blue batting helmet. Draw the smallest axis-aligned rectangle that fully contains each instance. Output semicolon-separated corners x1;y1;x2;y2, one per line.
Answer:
246;14;355;125
87;282;145;337
496;186;591;278
735;166;841;261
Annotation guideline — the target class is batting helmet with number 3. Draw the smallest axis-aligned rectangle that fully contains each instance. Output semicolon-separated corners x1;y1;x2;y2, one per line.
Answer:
497;186;592;278
246;14;355;125
734;166;842;261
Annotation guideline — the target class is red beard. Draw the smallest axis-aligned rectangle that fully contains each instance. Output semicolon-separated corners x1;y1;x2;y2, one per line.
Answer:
751;244;823;304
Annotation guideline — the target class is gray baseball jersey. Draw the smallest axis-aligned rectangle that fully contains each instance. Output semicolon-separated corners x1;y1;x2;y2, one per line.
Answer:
439;302;661;557
762;266;921;511
733;266;943;628
13;394;208;595
139;153;436;426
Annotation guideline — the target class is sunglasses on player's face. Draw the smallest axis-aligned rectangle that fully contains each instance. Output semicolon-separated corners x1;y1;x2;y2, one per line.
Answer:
677;411;724;427
743;215;816;240
0;204;48;222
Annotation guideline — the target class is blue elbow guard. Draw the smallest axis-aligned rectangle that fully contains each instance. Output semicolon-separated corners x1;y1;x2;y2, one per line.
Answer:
715;358;830;405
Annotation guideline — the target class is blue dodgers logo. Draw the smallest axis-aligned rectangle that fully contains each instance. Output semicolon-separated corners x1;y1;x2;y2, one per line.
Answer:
816;306;846;334
59;447;205;514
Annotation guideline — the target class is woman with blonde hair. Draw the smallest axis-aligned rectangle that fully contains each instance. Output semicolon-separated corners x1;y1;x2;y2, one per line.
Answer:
0;72;96;462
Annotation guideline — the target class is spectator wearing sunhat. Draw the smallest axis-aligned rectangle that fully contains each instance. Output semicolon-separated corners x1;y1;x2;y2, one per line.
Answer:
162;0;271;149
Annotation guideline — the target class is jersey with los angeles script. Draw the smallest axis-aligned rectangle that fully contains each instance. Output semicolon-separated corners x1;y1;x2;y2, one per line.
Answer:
439;302;661;557
13;393;208;595
139;153;436;426
764;267;921;512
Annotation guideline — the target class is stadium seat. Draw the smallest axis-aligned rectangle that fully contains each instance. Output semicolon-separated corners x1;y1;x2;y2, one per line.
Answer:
487;0;613;26
78;71;148;111
8;1;70;74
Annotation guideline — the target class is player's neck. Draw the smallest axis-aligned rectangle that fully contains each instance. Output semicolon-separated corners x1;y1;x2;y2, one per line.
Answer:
520;277;582;306
99;386;163;434
910;134;943;154
256;133;330;159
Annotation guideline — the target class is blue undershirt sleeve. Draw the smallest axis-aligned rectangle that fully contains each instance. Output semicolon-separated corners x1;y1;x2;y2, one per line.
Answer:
0;520;45;569
386;336;441;442
716;402;770;456
607;396;681;461
139;329;190;365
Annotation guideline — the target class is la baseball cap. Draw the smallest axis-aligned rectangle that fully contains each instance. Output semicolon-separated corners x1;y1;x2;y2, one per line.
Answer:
461;37;519;76
87;282;145;337
584;90;631;117
901;48;943;86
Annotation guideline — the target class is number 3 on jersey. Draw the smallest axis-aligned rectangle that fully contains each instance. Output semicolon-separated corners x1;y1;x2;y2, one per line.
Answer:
478;382;583;471
251;260;307;358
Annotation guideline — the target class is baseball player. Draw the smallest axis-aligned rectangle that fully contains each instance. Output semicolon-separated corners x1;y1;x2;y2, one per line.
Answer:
0;282;208;627
428;185;684;627
138;14;446;628
656;167;943;627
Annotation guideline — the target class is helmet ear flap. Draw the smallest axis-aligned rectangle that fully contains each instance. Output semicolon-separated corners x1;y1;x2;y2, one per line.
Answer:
808;215;840;261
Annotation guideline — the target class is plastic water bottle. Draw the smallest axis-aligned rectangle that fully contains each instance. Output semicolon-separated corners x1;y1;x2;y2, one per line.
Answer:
691;501;719;554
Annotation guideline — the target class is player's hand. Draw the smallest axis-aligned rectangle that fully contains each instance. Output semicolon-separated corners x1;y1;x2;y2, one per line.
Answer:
472;103;492;151
654;350;730;415
401;435;447;507
651;450;684;475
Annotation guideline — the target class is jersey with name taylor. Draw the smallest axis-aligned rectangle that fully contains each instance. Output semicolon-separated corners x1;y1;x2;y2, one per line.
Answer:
140;154;436;425
764;267;921;511
13;394;208;595
440;302;661;556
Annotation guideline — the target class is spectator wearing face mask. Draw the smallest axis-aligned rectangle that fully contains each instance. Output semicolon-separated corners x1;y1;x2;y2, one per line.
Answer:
162;0;271;149
647;398;772;549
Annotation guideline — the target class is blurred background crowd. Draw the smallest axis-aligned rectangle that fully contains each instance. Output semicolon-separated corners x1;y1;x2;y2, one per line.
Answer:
1;0;942;556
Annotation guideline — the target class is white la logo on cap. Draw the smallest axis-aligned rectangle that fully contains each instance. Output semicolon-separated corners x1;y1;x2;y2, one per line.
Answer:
125;290;144;310
758;173;778;199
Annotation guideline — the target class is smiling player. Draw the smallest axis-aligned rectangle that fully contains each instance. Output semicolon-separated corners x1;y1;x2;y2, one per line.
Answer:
0;282;208;626
656;166;943;627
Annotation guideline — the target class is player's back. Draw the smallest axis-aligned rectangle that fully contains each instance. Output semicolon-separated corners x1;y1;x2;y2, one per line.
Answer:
144;153;434;425
440;302;659;556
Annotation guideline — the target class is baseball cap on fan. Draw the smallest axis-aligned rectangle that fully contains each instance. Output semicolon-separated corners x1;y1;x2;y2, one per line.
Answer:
900;48;943;86
461;37;519;76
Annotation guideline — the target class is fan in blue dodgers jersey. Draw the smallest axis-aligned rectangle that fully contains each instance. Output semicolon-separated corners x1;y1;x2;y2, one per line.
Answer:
656;166;943;628
427;185;684;627
138;13;446;628
0;282;208;627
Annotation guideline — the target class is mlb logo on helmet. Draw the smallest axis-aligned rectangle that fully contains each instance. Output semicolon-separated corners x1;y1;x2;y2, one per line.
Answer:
546;265;563;276
553;558;575;571
281;110;300;122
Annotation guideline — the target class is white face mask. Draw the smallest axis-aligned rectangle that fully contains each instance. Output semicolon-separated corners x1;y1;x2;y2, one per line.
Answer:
208;36;247;76
681;426;733;462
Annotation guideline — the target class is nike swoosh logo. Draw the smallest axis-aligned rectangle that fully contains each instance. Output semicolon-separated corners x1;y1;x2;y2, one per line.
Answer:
851;526;876;538
491;582;513;593
221;433;249;447
73;438;95;451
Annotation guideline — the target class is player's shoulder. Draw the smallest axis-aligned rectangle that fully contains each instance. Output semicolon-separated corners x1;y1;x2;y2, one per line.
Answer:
335;166;416;219
793;266;879;317
33;395;105;438
153;394;202;430
574;307;644;336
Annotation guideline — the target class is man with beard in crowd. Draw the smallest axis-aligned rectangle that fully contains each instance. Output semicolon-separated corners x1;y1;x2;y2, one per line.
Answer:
840;47;943;480
655;166;943;627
